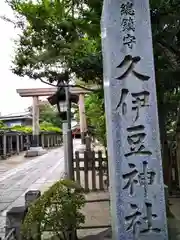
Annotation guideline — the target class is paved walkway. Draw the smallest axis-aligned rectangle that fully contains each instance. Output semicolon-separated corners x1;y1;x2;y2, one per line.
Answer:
0;140;81;237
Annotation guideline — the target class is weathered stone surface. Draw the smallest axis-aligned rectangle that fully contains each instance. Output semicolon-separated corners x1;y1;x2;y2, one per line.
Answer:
0;140;81;239
101;0;168;239
25;147;47;157
0;147;64;215
0;203;10;212
63;122;68;177
25;190;41;207
168;219;180;240
5;206;27;240
0;216;6;238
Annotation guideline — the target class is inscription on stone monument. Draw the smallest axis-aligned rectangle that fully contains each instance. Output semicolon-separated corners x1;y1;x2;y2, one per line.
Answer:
116;56;150;81
121;2;136;49
101;0;168;239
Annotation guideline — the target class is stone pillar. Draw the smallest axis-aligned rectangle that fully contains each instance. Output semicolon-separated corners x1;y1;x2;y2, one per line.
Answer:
25;190;41;208
44;134;47;148
54;135;56;147
24;191;41;240
26;135;30;150
20;134;23;151
176;125;180;188
51;135;54;147
101;0;168;239
5;206;26;240
52;135;55;147
16;134;20;155
49;135;51;147
3;133;7;159
47;136;50;148
9;135;13;155
78;94;87;144
25;97;46;157
32;96;40;147
63;122;68;178
55;134;58;146
41;134;44;148
57;135;60;146
56;135;59;146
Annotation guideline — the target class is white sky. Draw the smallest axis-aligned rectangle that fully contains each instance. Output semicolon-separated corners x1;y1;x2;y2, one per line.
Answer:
0;0;49;115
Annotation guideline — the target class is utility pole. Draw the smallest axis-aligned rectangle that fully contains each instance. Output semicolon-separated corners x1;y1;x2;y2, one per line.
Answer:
65;86;74;180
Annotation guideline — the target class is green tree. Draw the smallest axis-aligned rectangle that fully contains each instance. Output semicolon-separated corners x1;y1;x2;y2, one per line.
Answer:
4;0;180;181
5;0;180;122
4;0;102;84
85;92;106;146
0;120;6;128
22;179;85;240
28;100;62;127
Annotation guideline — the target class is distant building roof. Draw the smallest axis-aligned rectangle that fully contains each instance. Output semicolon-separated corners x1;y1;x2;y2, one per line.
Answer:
0;112;32;121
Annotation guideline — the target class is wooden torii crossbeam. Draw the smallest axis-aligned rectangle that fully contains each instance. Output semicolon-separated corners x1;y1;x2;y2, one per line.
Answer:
16;87;89;155
16;87;91;97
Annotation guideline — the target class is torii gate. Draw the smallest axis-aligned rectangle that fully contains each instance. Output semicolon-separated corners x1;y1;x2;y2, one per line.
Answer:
16;87;88;156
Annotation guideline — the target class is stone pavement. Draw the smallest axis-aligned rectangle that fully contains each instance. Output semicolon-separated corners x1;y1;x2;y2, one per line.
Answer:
0;139;81;238
168;197;180;239
78;191;110;239
0;152;31;175
76;144;110;239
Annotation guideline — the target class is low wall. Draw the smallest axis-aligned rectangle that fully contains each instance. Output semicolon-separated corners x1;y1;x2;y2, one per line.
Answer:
0;131;62;160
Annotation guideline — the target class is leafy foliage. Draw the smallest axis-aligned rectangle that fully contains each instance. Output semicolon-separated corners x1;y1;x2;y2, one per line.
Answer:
28;100;62;128
22;179;85;240
40;122;62;133
5;0;180;86
0;121;6;128
5;0;180;151
10;125;32;133
0;123;62;133
4;0;102;84
84;92;106;146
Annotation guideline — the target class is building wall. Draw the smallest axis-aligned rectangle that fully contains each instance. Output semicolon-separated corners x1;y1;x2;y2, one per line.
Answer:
3;119;32;127
23;119;32;126
4;120;23;127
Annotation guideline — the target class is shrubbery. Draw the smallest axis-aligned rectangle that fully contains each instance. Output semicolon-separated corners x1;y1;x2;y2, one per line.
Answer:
0;122;62;133
22;179;85;240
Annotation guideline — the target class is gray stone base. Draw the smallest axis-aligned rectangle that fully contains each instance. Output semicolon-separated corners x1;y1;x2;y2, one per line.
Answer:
80;228;111;239
168;219;180;240
25;147;47;157
81;222;180;240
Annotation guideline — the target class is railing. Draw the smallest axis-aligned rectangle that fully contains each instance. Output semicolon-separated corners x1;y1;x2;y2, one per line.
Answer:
3;228;16;240
73;150;109;192
0;131;62;160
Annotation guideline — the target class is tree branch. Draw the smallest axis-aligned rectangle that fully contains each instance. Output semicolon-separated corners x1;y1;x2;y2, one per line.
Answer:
39;77;101;92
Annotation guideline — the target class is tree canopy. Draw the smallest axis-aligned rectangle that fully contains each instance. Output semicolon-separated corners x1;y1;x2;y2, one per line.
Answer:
4;0;102;84
3;0;180;146
27;100;62;128
4;0;180;86
85;93;106;146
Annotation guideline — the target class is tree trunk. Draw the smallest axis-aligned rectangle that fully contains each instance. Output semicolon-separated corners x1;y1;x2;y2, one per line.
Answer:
175;104;180;188
158;104;169;185
157;82;169;185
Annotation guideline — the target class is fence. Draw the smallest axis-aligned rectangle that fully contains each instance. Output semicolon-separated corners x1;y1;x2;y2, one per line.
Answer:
168;141;179;194
0;131;62;160
73;150;109;192
73;148;110;234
